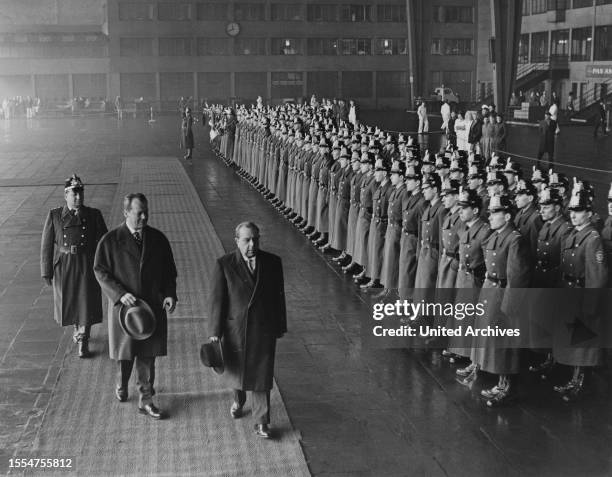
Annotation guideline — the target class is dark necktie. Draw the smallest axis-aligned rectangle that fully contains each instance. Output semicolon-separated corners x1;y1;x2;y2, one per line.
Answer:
133;231;142;247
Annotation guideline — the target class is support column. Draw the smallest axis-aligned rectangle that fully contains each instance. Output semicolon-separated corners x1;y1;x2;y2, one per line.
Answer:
68;74;74;99
491;0;523;114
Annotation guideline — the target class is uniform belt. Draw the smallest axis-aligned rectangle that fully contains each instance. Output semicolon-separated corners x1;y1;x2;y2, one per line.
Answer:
59;245;81;255
485;275;507;287
445;251;459;260
562;274;585;287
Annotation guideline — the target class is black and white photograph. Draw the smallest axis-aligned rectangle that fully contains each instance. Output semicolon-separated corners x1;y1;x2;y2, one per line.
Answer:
1;1;612;476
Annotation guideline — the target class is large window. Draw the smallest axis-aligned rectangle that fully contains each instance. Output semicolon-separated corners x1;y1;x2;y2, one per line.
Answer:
72;74;106;99
120;38;153;56
431;71;471;100
375;38;407;55
571;26;591;61
377;4;406;22
235;72;267;101
158;3;191;20
160;72;193;100
271;3;303;21
307;38;338;55
159;38;193;56
196;3;228;21
594;25;612;60
376;71;408;97
271;38;302;55
271;72;303;99
532;0;547;14
197;38;230;56
518;34;530;63
0;35;107;58
443;38;473;55
531;32;549;62
431;39;442;55
432;6;473;23
235;3;265;21
197;72;230;102
342;71;372;98
550;29;569;57
120;73;156;100
339;4;372;22
307;4;337;21
118;3;154;21
522;1;531;15
338;39;371;55
307;71;338;97
234;38;266;55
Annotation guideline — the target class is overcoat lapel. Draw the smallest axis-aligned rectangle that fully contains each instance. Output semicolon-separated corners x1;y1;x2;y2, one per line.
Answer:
118;223;142;263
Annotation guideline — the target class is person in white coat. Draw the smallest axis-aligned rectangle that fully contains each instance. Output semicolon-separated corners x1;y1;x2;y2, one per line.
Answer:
417;101;429;134
441;100;451;131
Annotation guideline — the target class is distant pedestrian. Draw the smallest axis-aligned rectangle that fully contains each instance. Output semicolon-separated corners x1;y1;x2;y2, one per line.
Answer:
348;99;359;126
593;99;608;137
41;174;108;358
441;100;451;130
491;113;507;153
537;111;556;167
417;101;429;133
182;107;195;160
468;111;483;154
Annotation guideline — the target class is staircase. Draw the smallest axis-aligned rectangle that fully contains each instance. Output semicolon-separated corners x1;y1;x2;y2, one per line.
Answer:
515;55;570;92
570;78;612;123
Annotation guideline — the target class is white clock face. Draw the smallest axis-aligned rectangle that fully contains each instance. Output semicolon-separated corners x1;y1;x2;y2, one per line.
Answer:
226;22;240;37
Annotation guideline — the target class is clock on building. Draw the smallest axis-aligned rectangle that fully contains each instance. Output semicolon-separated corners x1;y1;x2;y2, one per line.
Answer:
226;22;241;37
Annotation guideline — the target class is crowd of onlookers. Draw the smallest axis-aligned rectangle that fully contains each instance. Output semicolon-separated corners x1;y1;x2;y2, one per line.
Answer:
1;96;41;119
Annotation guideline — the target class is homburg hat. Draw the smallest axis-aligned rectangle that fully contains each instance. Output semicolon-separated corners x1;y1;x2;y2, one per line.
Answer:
119;298;156;340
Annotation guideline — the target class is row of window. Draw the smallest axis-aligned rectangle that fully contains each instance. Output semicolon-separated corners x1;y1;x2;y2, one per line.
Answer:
518;25;612;62
119;37;408;56
430;38;473;56
523;0;612;15
119;2;407;22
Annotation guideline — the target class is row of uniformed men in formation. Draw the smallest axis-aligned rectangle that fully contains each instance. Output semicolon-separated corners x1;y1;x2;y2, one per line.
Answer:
215;102;612;407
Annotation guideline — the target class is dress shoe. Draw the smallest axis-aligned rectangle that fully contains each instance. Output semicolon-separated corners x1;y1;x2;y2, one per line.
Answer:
372;288;391;300
354;276;369;285
254;424;271;439
529;356;554;375
441;349;453;358
78;341;92;358
332;253;347;262
360;280;383;290
115;386;127;402
486;385;517;407
314;238;327;247
480;385;502;399
308;232;320;241
319;243;333;253
302;226;314;235
230;402;243;419
456;363;476;377
342;262;358;274
138;403;163;420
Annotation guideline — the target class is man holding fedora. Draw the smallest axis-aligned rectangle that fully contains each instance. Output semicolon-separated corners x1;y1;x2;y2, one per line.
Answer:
94;193;177;419
41;173;108;358
209;221;287;439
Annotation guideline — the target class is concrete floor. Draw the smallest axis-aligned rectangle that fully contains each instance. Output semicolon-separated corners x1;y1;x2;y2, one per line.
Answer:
1;114;611;476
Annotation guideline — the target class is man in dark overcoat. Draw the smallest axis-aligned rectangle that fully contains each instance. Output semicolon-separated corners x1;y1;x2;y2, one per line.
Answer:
40;174;108;358
94;193;177;419
209;222;287;439
537;111;556;168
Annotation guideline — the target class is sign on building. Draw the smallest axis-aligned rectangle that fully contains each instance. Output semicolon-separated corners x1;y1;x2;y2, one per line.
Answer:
586;65;612;78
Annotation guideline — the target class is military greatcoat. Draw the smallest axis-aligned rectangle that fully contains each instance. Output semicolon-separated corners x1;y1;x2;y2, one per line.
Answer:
41;205;108;327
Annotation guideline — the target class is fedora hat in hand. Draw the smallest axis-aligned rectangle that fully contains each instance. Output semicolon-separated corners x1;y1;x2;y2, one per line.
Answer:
200;340;224;374
119;298;156;340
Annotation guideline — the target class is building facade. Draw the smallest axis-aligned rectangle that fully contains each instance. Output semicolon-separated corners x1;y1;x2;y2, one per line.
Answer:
517;0;612;109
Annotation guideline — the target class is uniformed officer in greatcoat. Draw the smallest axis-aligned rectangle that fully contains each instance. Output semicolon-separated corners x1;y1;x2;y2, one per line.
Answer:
513;178;543;259
472;194;531;407
41;174;108;358
552;189;608;402
528;187;572;376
